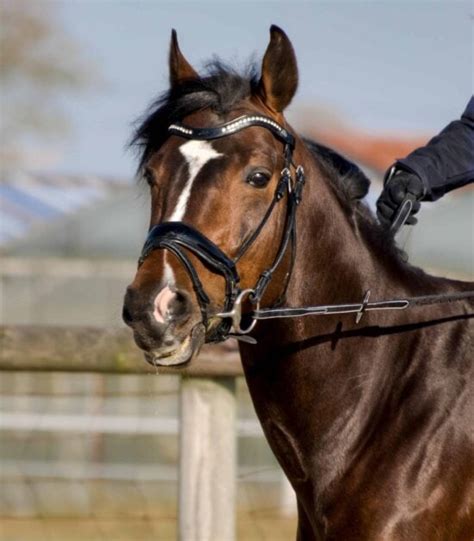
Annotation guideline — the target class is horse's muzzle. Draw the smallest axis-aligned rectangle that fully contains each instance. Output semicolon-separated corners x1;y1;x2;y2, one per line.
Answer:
122;283;203;366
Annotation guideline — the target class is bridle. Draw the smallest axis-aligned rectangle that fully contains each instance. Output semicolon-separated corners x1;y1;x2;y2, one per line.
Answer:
138;114;474;344
138;113;304;343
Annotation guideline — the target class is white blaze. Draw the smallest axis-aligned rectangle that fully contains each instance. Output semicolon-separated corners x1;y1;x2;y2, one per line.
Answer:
169;140;222;221
164;140;222;286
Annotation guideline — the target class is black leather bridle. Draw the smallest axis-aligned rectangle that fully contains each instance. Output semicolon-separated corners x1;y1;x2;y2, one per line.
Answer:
138;114;474;344
138;114;305;343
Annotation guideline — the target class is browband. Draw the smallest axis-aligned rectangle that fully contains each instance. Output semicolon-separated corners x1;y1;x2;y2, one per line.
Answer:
169;114;295;149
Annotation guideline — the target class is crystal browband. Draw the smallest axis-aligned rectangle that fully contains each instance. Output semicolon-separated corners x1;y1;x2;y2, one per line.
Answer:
168;114;295;148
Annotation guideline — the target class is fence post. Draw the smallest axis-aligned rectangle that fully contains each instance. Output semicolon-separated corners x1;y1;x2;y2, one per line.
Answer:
179;376;236;541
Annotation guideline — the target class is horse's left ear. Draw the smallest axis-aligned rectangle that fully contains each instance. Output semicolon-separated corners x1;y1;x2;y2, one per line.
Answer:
169;29;199;87
257;25;298;113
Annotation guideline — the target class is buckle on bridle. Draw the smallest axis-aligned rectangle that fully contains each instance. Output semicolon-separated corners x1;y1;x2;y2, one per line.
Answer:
355;290;371;324
216;289;260;335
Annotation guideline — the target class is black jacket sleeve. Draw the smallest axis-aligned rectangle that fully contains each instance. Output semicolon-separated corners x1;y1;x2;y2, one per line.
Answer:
394;96;474;201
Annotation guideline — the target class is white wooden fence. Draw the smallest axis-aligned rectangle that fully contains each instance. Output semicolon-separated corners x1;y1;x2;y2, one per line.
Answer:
0;325;295;540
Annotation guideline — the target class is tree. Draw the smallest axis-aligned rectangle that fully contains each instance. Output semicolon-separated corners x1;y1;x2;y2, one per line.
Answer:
0;0;93;169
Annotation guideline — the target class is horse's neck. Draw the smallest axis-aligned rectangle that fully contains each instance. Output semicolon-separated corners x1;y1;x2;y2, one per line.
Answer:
240;156;426;497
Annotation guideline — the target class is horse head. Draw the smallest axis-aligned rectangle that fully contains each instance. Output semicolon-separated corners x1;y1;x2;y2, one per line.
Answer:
123;26;304;366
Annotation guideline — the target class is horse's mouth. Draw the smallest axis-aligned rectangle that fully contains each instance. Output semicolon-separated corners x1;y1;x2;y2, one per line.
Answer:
143;323;205;367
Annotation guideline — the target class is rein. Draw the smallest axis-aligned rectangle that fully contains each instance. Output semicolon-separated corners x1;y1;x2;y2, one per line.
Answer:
218;289;474;342
138;114;474;344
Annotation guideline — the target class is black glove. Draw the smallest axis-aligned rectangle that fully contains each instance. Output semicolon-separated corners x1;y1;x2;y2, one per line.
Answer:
376;169;425;228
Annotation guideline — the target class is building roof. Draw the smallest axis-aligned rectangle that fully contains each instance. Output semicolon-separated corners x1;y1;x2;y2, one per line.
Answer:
308;129;429;175
0;173;128;246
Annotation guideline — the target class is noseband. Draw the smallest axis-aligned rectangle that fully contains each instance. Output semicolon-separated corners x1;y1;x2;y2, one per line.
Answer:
138;114;305;343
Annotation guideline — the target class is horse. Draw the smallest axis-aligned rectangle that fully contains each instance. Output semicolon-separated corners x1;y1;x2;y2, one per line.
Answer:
122;26;474;540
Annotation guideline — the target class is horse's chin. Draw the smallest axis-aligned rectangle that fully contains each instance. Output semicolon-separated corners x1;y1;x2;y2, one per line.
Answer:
144;323;205;367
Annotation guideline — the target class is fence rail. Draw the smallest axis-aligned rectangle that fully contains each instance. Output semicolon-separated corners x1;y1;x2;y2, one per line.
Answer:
0;324;243;377
0;411;263;436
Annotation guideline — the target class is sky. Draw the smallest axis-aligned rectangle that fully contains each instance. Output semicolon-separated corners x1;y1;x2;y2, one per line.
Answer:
30;1;474;178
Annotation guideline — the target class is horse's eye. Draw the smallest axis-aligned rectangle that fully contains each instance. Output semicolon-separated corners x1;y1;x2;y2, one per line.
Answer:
247;170;271;188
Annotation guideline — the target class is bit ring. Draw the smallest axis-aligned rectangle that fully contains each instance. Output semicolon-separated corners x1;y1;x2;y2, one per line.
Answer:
216;289;259;334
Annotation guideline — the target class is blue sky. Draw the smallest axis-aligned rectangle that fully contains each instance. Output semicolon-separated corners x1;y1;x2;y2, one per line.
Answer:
46;1;473;178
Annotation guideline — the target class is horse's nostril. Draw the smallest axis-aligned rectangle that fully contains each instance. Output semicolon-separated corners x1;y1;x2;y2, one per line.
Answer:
168;290;191;321
153;286;192;324
122;304;134;326
126;285;192;328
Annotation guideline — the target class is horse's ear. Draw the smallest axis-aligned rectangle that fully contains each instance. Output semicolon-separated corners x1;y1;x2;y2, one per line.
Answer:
169;29;198;87
257;25;298;113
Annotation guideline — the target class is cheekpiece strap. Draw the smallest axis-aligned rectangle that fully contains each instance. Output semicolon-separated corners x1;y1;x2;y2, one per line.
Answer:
169;115;295;150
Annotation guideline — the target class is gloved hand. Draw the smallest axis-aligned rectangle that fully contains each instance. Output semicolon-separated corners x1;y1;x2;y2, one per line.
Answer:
376;169;425;228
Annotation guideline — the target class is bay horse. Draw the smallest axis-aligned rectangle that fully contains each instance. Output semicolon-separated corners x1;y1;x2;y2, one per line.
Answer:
123;26;474;539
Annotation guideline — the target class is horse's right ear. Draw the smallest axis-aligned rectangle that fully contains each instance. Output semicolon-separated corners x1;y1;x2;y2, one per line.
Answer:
169;29;198;87
257;26;298;113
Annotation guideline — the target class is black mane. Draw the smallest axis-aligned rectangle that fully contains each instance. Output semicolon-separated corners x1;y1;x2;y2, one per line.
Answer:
303;138;371;210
